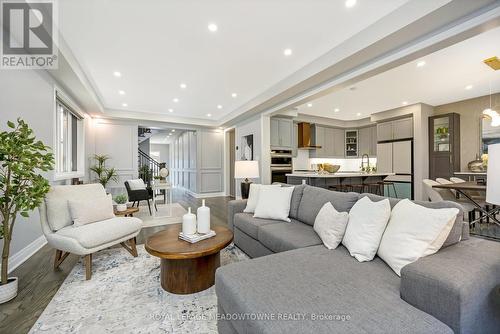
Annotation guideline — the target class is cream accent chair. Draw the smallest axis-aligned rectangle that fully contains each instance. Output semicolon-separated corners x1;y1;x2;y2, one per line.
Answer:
39;184;142;279
423;179;476;222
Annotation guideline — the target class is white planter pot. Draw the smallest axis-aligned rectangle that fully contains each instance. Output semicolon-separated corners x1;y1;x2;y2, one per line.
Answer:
116;204;127;212
0;277;18;304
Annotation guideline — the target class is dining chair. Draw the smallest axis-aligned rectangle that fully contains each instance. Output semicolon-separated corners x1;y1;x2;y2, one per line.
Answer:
423;179;476;222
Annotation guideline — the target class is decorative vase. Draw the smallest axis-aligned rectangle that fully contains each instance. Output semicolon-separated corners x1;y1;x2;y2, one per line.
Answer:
197;199;211;234
182;207;197;235
0;277;18;304
116;204;127;212
468;154;485;172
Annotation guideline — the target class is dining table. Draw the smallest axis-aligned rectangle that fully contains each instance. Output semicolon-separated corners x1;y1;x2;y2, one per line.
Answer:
432;181;500;239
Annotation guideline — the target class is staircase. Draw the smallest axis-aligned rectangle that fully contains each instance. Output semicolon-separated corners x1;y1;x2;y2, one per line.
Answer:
138;149;165;185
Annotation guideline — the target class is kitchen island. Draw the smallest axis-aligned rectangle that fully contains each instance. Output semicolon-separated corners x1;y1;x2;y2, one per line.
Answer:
286;172;395;192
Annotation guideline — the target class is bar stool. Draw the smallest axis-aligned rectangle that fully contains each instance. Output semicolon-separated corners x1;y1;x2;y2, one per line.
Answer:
364;182;382;195
377;181;398;198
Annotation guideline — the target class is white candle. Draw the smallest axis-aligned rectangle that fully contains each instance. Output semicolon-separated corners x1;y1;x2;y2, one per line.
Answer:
182;207;197;235
197;199;210;234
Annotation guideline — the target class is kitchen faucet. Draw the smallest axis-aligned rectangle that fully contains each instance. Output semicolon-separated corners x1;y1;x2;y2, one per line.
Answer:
361;154;370;171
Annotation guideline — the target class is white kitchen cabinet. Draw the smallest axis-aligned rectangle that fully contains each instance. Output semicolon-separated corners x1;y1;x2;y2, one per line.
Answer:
376;143;393;173
393;141;412;173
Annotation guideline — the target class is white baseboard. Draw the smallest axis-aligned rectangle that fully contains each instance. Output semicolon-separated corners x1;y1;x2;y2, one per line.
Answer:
6;236;47;274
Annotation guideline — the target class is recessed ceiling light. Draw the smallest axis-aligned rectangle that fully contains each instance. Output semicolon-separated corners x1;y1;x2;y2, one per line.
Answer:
207;113;212;117
356;112;362;117
168;108;173;113
118;90;125;95
416;60;426;67
283;48;293;56
307;103;313;108
172;129;176;132
173;98;179;103
113;71;121;77
345;0;357;8
402;101;408;106
208;23;218;32
217;105;223;109
231;93;237;98
180;83;187;89
122;103;128;107
465;85;473;90
334;108;340;112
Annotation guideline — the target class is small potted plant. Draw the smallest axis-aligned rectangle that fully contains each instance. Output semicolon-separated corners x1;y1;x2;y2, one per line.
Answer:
114;194;128;212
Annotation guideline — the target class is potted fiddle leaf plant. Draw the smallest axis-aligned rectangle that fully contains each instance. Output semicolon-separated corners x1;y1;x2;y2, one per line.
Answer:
0;119;54;303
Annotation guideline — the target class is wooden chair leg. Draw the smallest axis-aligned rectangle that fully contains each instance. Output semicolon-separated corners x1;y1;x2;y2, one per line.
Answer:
85;254;92;280
54;249;70;270
120;238;138;257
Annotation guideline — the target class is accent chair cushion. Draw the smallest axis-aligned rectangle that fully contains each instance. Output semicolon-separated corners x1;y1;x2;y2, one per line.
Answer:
313;202;349;249
378;199;459;276
342;196;391;262
69;195;115;226
44;184;108;231
56;217;142;249
127;179;147;190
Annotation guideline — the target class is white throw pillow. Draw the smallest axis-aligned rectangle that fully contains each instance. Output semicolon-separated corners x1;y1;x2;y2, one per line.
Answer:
342;196;391;262
69;195;115;226
377;199;459;276
313;202;349;250
128;179;147;190
244;184;281;213
253;186;294;222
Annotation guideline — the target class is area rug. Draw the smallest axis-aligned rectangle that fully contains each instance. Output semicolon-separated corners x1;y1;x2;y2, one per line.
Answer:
135;203;187;228
29;244;249;334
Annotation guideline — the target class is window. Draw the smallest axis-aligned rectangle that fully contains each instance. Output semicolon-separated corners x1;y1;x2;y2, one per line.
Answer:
54;91;84;179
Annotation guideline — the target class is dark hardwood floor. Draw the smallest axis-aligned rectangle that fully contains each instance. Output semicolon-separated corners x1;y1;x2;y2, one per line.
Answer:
0;189;233;334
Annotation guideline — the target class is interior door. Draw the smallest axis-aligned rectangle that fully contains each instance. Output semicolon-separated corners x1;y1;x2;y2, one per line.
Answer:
376;143;393;173
393;141;412;174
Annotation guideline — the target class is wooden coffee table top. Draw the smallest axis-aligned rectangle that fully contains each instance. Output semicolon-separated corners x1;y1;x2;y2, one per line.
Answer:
145;224;233;260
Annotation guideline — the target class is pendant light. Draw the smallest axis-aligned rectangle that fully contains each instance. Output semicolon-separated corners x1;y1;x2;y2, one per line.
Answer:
482;79;500;127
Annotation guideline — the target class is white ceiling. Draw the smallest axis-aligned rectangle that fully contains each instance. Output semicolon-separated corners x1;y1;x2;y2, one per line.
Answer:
299;26;500;120
58;0;410;122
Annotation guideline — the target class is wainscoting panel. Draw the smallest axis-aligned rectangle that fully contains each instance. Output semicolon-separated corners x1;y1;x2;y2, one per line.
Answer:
200;171;222;193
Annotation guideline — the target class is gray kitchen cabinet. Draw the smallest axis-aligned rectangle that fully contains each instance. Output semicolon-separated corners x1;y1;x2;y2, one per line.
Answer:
270;117;293;149
292;123;298;157
359;126;377;156
377;117;413;142
377;122;393;142
333;129;345;157
323;127;335;157
310;126;345;158
393;118;413;140
270;118;280;147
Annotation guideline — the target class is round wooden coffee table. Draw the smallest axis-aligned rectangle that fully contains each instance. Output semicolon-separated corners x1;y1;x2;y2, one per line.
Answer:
145;224;233;294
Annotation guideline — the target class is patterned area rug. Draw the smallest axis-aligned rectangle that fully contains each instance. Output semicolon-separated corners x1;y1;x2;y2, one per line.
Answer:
29;244;249;334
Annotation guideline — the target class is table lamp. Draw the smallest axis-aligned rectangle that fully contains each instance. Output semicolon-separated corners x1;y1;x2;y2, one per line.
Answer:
486;143;500;206
234;160;259;199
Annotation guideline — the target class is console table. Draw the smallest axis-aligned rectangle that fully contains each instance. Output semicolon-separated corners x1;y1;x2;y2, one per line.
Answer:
151;181;172;218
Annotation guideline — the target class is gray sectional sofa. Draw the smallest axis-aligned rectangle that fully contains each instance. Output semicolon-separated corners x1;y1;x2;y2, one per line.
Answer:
216;184;500;334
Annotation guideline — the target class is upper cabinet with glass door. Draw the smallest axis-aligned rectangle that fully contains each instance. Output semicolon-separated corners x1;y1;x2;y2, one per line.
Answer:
432;116;451;152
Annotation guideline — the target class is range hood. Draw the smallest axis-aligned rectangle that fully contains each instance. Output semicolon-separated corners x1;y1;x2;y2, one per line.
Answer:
297;122;321;149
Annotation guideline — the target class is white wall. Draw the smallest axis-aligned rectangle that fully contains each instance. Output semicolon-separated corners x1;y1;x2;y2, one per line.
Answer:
234;115;262;197
91;119;139;196
0;70;93;270
150;143;170;166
